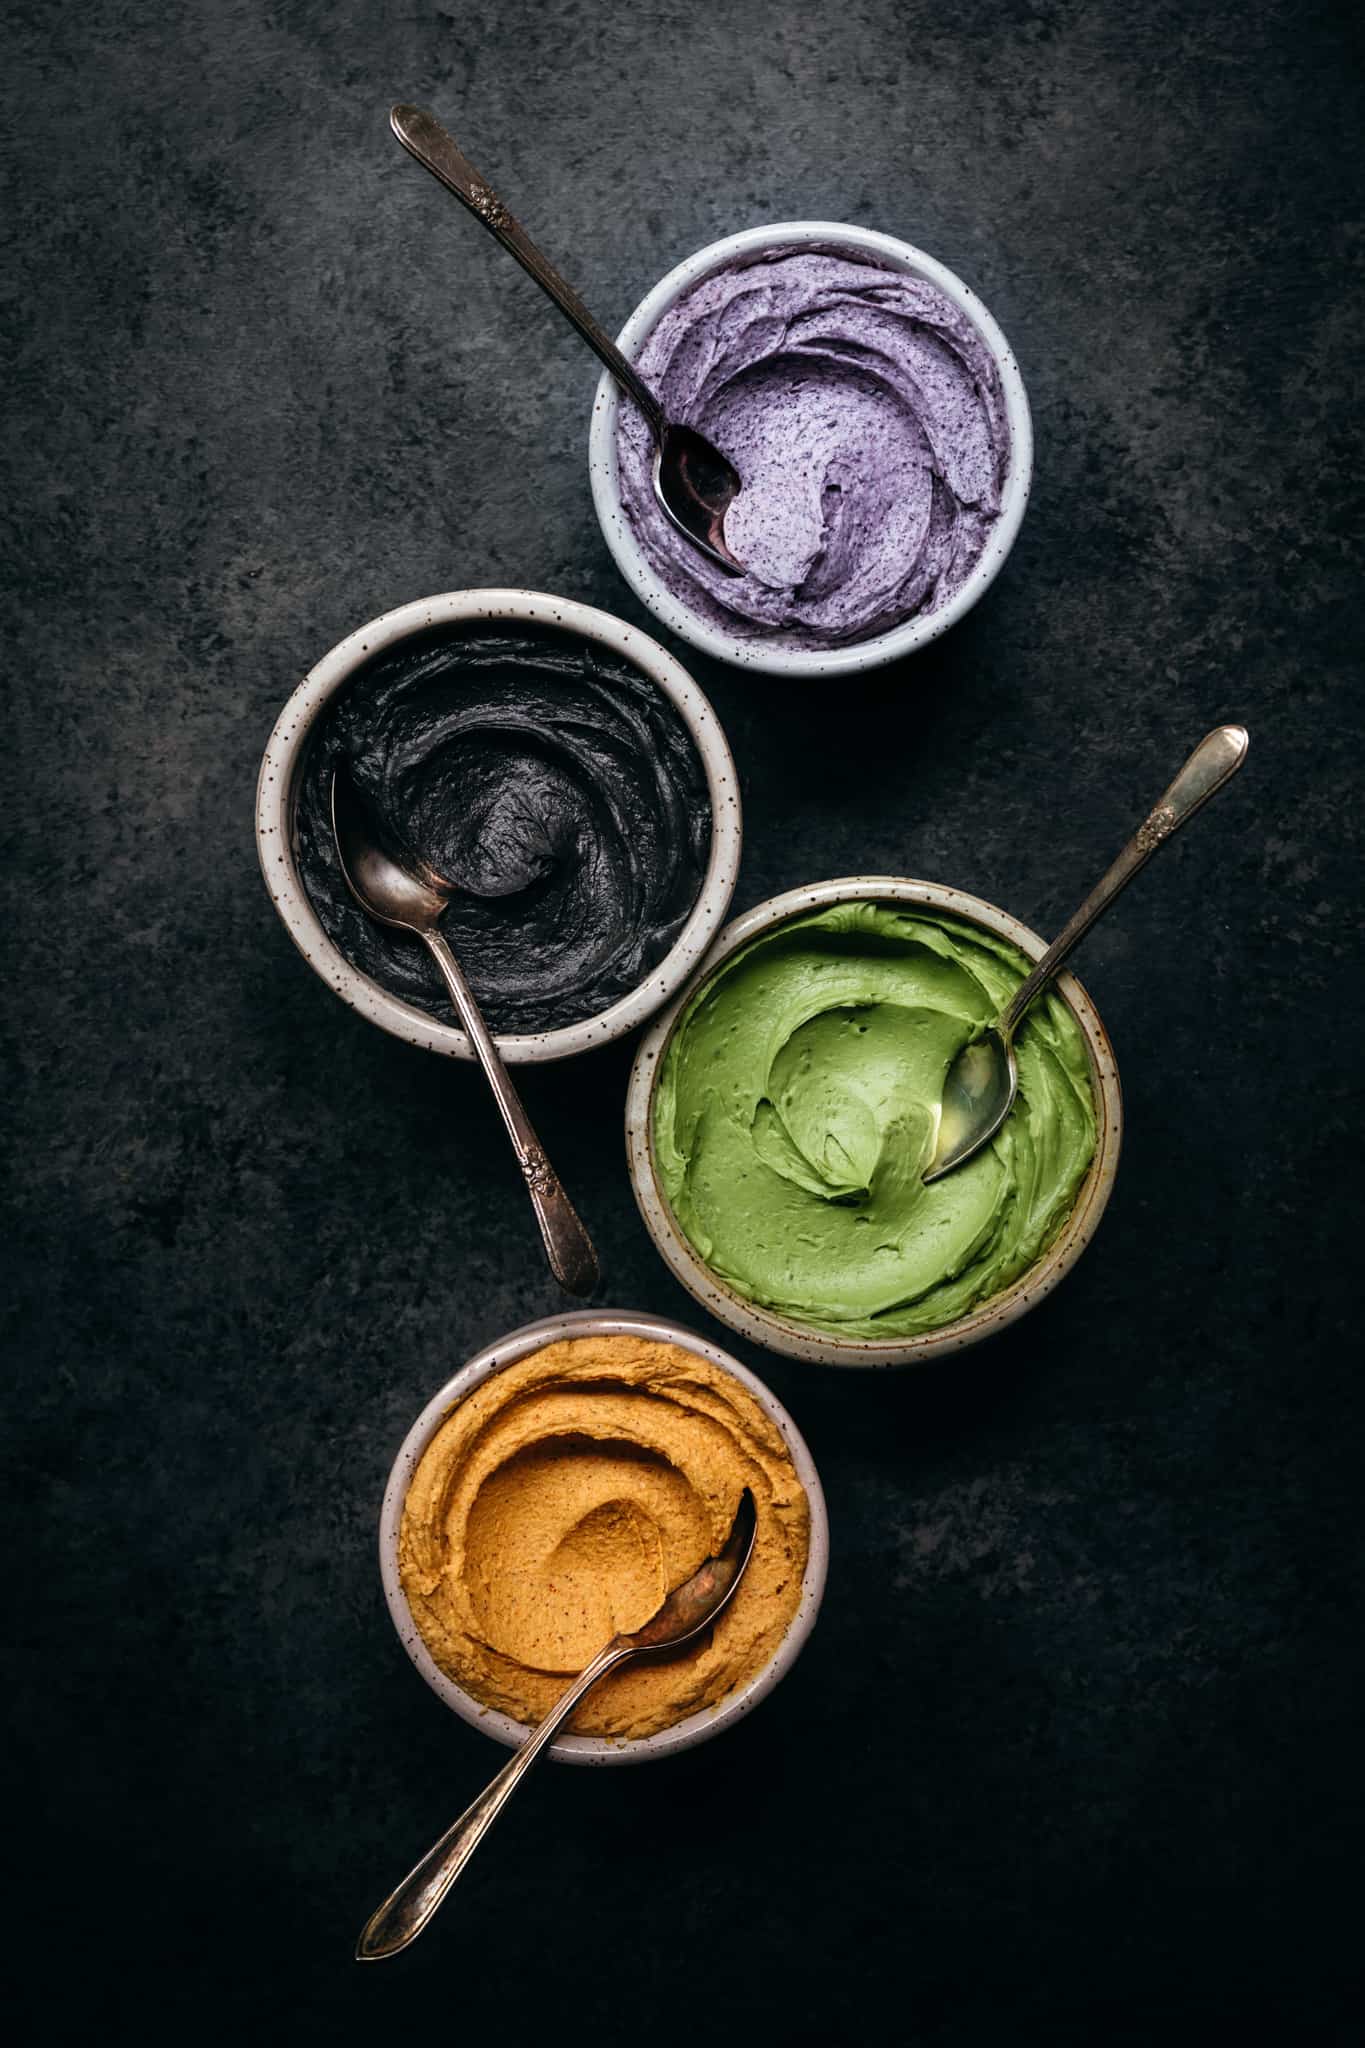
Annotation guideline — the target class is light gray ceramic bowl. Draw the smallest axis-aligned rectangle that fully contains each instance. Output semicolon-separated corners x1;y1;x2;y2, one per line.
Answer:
378;1309;828;1765
255;590;742;1064
626;878;1122;1368
588;221;1032;677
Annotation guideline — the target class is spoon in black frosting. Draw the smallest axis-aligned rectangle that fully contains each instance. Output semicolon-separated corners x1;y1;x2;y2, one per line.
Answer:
331;766;599;1296
389;102;745;576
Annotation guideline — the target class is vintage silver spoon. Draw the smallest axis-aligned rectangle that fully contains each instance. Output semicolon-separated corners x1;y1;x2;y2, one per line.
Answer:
389;102;745;575
924;725;1250;1185
356;1487;758;1961
331;766;599;1296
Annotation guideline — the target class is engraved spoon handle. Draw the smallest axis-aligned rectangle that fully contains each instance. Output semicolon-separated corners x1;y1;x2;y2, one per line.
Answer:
390;103;665;436
356;1638;632;1961
421;930;599;1297
999;725;1250;1039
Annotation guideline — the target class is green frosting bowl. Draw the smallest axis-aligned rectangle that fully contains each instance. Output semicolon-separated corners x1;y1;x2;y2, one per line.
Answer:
625;878;1122;1368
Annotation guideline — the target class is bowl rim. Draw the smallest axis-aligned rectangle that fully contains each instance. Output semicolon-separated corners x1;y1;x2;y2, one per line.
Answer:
625;877;1123;1366
377;1308;829;1765
588;219;1034;677
254;589;743;1064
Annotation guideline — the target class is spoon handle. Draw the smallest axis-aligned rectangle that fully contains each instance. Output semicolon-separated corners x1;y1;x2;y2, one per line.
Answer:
390;104;665;435
999;725;1250;1038
420;930;599;1297
356;1639;631;1961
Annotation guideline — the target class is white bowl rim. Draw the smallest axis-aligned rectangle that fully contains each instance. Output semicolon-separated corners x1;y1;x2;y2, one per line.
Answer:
377;1308;829;1765
626;876;1123;1366
255;589;742;1064
588;220;1034;677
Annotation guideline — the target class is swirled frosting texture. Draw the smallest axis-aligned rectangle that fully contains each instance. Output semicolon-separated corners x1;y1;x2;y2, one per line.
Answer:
617;248;1010;646
654;905;1096;1339
295;627;711;1033
399;1337;810;1740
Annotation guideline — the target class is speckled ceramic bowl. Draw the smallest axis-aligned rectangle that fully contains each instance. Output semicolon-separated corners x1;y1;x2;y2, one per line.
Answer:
379;1310;828;1765
255;590;742;1064
626;878;1122;1367
588;221;1033;677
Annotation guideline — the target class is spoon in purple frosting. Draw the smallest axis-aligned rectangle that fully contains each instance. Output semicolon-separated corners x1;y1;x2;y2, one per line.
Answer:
390;103;744;575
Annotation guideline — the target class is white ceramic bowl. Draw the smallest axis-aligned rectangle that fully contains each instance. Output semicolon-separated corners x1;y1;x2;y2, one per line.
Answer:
588;221;1033;678
626;878;1122;1367
256;590;742;1064
379;1309;828;1765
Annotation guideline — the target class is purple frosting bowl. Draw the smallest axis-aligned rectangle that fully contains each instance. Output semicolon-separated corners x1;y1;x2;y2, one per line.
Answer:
588;222;1033;678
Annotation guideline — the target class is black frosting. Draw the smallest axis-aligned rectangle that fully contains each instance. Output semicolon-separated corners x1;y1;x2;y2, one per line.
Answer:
295;625;712;1034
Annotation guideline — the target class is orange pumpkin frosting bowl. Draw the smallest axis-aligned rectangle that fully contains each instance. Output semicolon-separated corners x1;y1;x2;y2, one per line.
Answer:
394;1325;816;1747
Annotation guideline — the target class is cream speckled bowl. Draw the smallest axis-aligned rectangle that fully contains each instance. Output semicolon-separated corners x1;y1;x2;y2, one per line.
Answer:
588;221;1033;677
256;590;742;1064
626;878;1122;1368
378;1310;829;1765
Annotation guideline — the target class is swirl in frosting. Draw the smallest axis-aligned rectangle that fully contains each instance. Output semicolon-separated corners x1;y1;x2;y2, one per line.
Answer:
399;1336;810;1739
654;904;1096;1338
616;247;1011;646
295;626;711;1034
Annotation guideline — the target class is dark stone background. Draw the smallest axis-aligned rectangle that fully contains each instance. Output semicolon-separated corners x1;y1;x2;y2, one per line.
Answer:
5;1;1362;2039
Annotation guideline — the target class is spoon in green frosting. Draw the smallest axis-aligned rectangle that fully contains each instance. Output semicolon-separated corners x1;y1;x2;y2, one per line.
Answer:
924;725;1249;1184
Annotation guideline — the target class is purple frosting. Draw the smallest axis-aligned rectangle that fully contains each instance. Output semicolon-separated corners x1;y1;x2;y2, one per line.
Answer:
616;248;1010;647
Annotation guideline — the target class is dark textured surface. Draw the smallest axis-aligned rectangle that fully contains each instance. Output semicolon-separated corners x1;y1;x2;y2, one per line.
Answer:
4;1;1362;2039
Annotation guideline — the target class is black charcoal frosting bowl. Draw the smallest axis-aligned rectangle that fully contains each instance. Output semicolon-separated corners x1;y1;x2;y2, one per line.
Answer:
256;591;741;1062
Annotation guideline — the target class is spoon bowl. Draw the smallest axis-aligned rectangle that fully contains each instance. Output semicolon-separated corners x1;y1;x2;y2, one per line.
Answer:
619;1486;757;1654
652;420;744;575
331;767;449;934
924;1026;1017;1184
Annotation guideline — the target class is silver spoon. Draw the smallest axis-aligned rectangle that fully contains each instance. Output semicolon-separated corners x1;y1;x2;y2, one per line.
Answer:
356;1487;759;1961
924;725;1250;1185
331;766;599;1296
389;102;745;576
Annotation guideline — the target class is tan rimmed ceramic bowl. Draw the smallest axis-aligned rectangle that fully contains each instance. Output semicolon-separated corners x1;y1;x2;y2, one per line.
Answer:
255;590;742;1064
626;878;1122;1367
378;1309;828;1765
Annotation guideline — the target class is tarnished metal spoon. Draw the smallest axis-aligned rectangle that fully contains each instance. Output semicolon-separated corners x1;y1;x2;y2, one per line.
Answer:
331;767;599;1296
389;102;745;576
356;1488;759;1961
924;725;1250;1185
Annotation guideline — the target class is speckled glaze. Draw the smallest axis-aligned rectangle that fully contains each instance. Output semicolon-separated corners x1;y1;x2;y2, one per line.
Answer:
626;880;1122;1367
378;1310;829;1765
590;223;1033;678
256;592;742;1064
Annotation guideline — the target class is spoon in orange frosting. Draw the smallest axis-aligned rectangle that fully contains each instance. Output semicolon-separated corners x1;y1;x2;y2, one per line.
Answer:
356;1489;757;1961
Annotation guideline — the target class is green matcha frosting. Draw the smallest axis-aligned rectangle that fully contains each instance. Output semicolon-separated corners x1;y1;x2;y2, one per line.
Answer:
653;903;1098;1339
